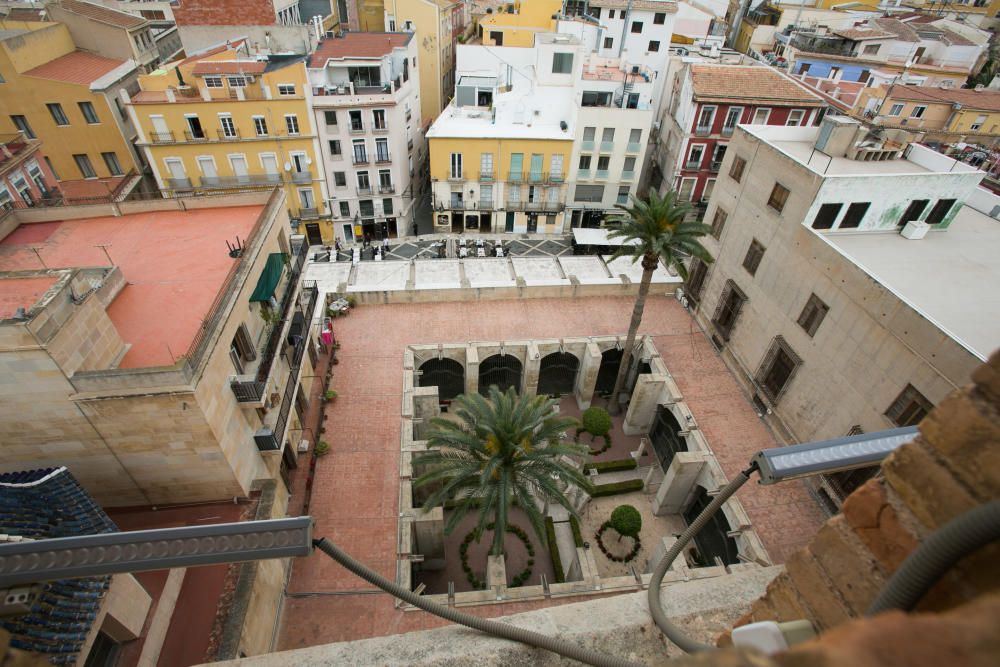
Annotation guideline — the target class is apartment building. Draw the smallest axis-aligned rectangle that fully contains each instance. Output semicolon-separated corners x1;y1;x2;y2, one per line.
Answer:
127;41;328;226
0;20;143;182
0;190;320;506
0;132;60;209
383;0;468;123
686;117;996;506
478;0;560;47
47;0;162;73
307;31;423;243
855;85;1000;146
170;0;339;53
653;63;824;204
427;38;575;234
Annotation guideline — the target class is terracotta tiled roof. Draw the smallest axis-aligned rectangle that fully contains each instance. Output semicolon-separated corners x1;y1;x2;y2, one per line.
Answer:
887;85;1000;112
191;60;267;75
23;51;126;85
832;26;896;41
3;7;47;21
590;0;678;12
690;65;824;106
178;39;247;66
57;0;146;29
870;17;919;42
917;24;977;47
308;32;413;68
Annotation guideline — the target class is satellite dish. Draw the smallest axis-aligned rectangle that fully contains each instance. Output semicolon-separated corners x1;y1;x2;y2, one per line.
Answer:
283;162;292;171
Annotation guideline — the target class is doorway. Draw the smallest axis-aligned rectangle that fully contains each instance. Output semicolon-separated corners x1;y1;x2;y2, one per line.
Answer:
478;354;522;395
537;352;579;397
304;223;323;245
505;212;515;232
526;213;538;233
451;213;464;232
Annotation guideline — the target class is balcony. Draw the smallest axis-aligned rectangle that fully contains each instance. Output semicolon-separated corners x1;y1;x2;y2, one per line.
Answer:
710;161;723;172
150;131;175;143
550;173;564;183
581;140;595;151
372;125;389;134
299;207;321;219
722;126;735;137
600;141;614;152
596;169;609;179
626;142;641;153
290;170;312;183
232;246;311;404
375;153;392;164
352;155;370;165
694;126;712;137
199;174;282;188
479;199;493;209
379;184;395;194
357;185;373;196
508;171;524;183
405;110;412;122
578;169;592;179
622;170;635;181
349;125;366;134
184;130;208;142
167;177;192;189
528;172;547;184
447;171;465;182
479;170;495;181
685;160;702;170
407;139;414;151
217;129;241;141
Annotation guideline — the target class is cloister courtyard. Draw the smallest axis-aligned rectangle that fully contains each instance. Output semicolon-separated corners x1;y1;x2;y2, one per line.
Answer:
278;294;825;650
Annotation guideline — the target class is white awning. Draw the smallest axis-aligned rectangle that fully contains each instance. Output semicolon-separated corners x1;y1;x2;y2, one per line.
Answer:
572;228;638;246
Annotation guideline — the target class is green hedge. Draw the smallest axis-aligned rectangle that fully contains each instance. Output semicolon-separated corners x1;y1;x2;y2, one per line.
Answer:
591;479;644;497
544;517;565;583
583;458;637;474
569;515;584;548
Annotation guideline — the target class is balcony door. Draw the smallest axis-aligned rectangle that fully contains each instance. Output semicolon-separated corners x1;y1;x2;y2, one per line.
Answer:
261;154;279;180
151;115;169;139
291;153;307;174
165;158;186;181
197;156;217;182
231;155;249;183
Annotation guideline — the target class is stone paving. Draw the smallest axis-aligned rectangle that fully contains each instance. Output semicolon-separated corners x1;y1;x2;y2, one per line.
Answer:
277;296;825;650
315;234;574;263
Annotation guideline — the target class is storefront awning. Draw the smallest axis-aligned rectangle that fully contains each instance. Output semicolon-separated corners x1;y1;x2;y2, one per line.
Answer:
249;253;287;302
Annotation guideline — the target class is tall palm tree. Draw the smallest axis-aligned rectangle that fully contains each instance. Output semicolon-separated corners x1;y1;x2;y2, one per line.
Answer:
605;190;714;415
413;386;592;557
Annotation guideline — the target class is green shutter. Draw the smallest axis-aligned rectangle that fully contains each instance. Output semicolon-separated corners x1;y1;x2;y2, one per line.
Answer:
249;253;287;302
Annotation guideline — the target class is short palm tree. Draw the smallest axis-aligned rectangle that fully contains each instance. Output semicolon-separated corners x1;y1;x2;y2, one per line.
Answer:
413;387;592;557
605;190;714;415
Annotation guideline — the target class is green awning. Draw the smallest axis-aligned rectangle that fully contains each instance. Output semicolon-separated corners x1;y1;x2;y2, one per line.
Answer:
249;253;287;302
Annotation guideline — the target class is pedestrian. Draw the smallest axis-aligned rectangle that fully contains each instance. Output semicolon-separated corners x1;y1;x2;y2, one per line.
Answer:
412;223;419;237
383;236;389;250
364;233;371;248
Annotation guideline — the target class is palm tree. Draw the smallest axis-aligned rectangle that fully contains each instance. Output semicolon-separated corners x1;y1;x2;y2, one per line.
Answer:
605;190;714;415
413;386;592;557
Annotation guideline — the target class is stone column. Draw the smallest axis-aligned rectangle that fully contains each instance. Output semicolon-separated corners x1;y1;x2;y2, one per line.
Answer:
523;342;540;397
646;535;689;576
412;506;446;571
623;374;668;436
575;341;602;410
650;451;709;516
487;555;507;595
412;386;440;441
465;345;479;396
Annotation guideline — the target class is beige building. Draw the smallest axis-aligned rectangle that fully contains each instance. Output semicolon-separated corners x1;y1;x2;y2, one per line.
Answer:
686;117;997;507
47;0;162;72
0;189;320;507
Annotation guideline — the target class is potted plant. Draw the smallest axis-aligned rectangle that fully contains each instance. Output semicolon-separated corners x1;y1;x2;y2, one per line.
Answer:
324;389;338;402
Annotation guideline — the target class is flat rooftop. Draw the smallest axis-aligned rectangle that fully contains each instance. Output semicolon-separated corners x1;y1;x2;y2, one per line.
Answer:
825;205;1000;359
0;275;58;319
0;206;262;368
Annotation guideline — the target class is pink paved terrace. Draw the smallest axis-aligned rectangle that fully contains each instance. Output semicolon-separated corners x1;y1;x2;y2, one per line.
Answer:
279;296;826;650
0;275;58;319
0;207;261;367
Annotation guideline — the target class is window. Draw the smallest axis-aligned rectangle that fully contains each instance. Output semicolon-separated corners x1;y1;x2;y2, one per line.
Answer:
11;115;35;139
204;76;223;88
227;76;247;87
797;294;829;337
723;106;742;132
597;155;610;171
631;21;643;33
623;156;636;173
729;155;746;182
812;203;842;229
329;140;342;156
579;155;592;170
601;128;615;143
608;9;615;18
970;115;987;131
648;40;660;52
324;110;337;125
357;171;371;191
373;109;387;129
910;105;926;119
925;198;957;225
220;115;237;138
767;183;790;213
375;138;389;161
786;109;805;126
552;52;574;74
349;110;363;131
285;114;300;135
574;184;604;202
481;152;494;177
898;199;929;226
277;84;296;96
510;153;523;179
603;37;613;49
101;152;123;176
47;103;69;126
710;208;727;239
711;144;727;167
359;200;375;217
253;116;268;136
581;91;613;106
352;140;367;163
334;171;347;187
450;152;463;179
756;336;801;403
829;67;840;80
84;632;122;667
339;201;350;217
885;385;932;427
751;108;770;124
78;101;99;124
687;144;705;168
583;126;596;142
383;198;394;214
73;154;96;178
550;154;563;179
654;11;666;24
617;186;630;205
742;239;765;276
888;103;904;117
863;44;880;56
591;8;601;19
840;202;870;229
686;259;708;303
696;105;715;131
712;280;746;341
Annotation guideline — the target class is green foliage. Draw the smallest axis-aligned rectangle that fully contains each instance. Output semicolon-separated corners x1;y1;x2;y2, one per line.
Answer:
591;479;644;497
314;440;331;457
460;523;534;589
581;407;612;437
324;389;338;400
345;295;358;308
569;515;584;549
545;517;565;583
583;458;637;474
413;387;593;556
609;505;642;539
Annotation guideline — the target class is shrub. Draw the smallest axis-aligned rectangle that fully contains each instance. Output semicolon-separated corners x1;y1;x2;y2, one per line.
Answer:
583;458;637;474
544;517;565;583
581;407;612;437
314;440;331;457
609;505;642;540
324;389;338;401
595;522;642;563
591;479;644;497
569;516;584;548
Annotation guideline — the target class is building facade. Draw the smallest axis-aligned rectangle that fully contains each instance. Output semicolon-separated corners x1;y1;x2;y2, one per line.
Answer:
47;0;162;73
0;132;60;210
128;41;328;226
855;84;1000;146
170;0;338;53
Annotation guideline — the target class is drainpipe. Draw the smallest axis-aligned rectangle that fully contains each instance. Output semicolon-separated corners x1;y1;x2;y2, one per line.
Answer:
617;0;630;59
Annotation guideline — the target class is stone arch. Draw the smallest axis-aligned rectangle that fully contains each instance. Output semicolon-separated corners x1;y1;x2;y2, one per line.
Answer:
648;405;687;471
536;351;579;397
417;358;465;402
683;485;739;566
478;354;523;396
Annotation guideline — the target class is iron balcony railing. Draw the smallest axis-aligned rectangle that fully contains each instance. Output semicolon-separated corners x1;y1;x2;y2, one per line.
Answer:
372;125;389;134
685;160;702;170
378;184;395;194
352;154;370;165
722;126;736;137
290;170;312;183
694;126;712;137
357;185;373;196
349;125;365;134
626;142;641;153
447;171;465;182
528;171;547;184
150;131;175;143
167;177;192;189
479;170;495;181
506;200;563;212
710;160;723;172
217;129;241;141
231;244;309;403
299;207;321;218
184;130;208;141
375;153;391;164
508;171;524;183
200;174;282;188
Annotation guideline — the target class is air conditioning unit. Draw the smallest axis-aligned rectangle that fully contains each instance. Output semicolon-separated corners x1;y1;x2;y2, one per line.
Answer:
900;220;929;240
298;439;310;453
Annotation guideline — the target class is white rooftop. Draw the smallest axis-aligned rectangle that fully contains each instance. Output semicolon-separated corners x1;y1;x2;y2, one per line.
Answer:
825;205;1000;359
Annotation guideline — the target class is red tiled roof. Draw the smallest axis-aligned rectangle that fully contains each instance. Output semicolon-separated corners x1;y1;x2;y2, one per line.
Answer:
4;7;47;21
179;39;247;66
308;32;412;68
690;64;824;106
191;60;267;75
23;51;126;85
58;0;146;29
887;85;1000;112
590;0;678;11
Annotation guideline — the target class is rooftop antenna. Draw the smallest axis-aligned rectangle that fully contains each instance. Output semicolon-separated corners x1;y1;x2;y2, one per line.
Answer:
96;244;114;267
30;247;46;269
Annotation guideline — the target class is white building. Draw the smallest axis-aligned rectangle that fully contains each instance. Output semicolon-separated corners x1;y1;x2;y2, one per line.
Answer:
307;32;424;242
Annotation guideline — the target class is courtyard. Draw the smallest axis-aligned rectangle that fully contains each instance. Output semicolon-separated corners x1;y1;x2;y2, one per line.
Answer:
278;294;826;649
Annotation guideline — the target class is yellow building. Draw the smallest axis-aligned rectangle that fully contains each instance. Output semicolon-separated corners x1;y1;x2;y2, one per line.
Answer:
128;42;329;226
0;20;143;181
855;85;1000;144
479;0;561;47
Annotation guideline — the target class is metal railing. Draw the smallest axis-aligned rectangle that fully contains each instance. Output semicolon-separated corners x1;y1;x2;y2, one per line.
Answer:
378;184;395;194
626;142;641;153
508;171;524;183
184;130;208;141
694;126;712;137
375;153;391;164
357;186;373;195
722;126;735;137
290;170;312;183
528;171;547;184
581;140;595;151
710;160;723;172
479;170;495;181
167;177;193;189
349;125;366;134
550;173;564;183
197;174;282;188
217;129;241;141
447;171;465;182
600;141;614;152
685;160;702;170
150;131;175;143
352;155;370;165
372;126;389;134
478;199;493;209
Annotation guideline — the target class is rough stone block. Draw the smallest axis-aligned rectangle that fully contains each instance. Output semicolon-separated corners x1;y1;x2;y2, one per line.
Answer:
784;550;853;630
971;349;1000;405
917;392;1000;501
882;440;978;530
841;479;919;574
807;517;885;616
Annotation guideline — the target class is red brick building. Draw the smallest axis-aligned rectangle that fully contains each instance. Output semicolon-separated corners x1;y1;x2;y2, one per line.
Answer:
659;64;826;203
